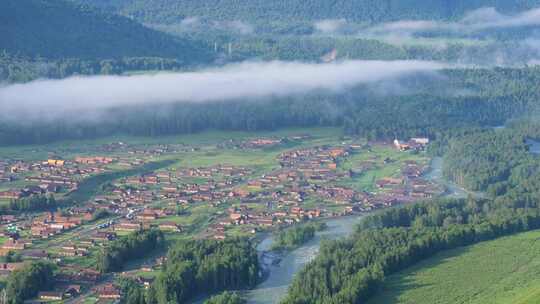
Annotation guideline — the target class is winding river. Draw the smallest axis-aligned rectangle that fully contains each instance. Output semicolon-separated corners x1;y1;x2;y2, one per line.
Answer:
425;157;468;198
245;216;364;303
526;139;540;155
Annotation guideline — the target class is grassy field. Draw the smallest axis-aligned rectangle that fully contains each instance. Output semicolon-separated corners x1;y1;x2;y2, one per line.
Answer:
0;127;342;160
368;229;540;304
338;145;428;192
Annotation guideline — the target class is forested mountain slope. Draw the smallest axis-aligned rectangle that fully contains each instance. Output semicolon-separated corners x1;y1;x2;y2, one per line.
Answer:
0;0;212;61
74;0;540;24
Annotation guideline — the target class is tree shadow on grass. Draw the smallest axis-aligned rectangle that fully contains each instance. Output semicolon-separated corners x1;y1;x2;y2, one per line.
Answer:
64;159;176;204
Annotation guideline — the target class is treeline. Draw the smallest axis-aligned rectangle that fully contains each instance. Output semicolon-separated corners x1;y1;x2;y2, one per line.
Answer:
218;36;407;62
204;291;246;304
0;92;520;145
282;195;540;303
0;96;342;145
443;121;540;195
120;238;259;304
271;222;326;251
97;229;164;273
188;33;540;65
121;283;247;304
150;238;259;303
119;278;149;304
3;67;540;146
443;129;527;191
5;261;55;304
1;194;57;213
0;52;193;83
5;28;538;83
343;67;540;140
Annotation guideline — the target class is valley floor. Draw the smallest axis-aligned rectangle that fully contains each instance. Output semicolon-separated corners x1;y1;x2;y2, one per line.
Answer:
369;230;540;304
0;127;436;303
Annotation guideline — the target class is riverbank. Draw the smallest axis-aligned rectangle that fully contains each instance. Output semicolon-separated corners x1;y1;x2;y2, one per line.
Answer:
424;156;484;199
245;215;365;304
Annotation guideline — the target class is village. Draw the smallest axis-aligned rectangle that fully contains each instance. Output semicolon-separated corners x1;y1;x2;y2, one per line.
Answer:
0;130;440;303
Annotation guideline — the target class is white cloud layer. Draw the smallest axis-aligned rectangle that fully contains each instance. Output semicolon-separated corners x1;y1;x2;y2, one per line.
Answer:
220;20;254;34
0;60;444;119
362;7;540;40
314;19;348;34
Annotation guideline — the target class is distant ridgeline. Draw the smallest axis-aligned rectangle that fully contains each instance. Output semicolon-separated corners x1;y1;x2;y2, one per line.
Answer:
3;0;540;82
6;39;535;82
73;0;540;24
0;0;213;81
0;0;212;60
64;0;540;66
4;0;540;82
1;67;539;146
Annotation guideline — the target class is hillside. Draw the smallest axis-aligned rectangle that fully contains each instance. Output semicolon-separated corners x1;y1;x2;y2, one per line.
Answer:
74;0;540;24
368;230;540;304
0;0;213;61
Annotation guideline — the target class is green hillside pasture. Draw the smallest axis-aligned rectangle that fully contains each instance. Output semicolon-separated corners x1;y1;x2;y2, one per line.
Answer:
369;229;540;304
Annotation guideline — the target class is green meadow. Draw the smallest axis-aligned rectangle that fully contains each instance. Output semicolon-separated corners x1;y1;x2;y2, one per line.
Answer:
0;127;342;160
369;229;540;304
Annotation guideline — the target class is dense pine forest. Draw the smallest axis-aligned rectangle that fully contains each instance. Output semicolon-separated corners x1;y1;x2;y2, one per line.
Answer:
204;292;246;304
2;67;539;146
0;0;211;61
74;0;540;23
5;262;55;304
97;229;164;273
443;121;540;197
0;53;194;83
271;222;327;251
0;0;214;83
148;239;259;304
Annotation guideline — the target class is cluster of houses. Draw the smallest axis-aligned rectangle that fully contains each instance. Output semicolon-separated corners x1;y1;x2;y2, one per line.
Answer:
0;160;17;183
393;137;430;151
41;163;256;243
175;164;252;180
30;211;91;239
0;137;446;303
37;285;82;302
0;156;115;200
209;143;441;236
32;267;105;301
0;141;197;201
219;135;312;150
205;145;364;237
100;141;197;156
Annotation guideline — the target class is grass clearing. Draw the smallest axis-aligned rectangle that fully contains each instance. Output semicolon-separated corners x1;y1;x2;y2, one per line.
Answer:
368;229;540;304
